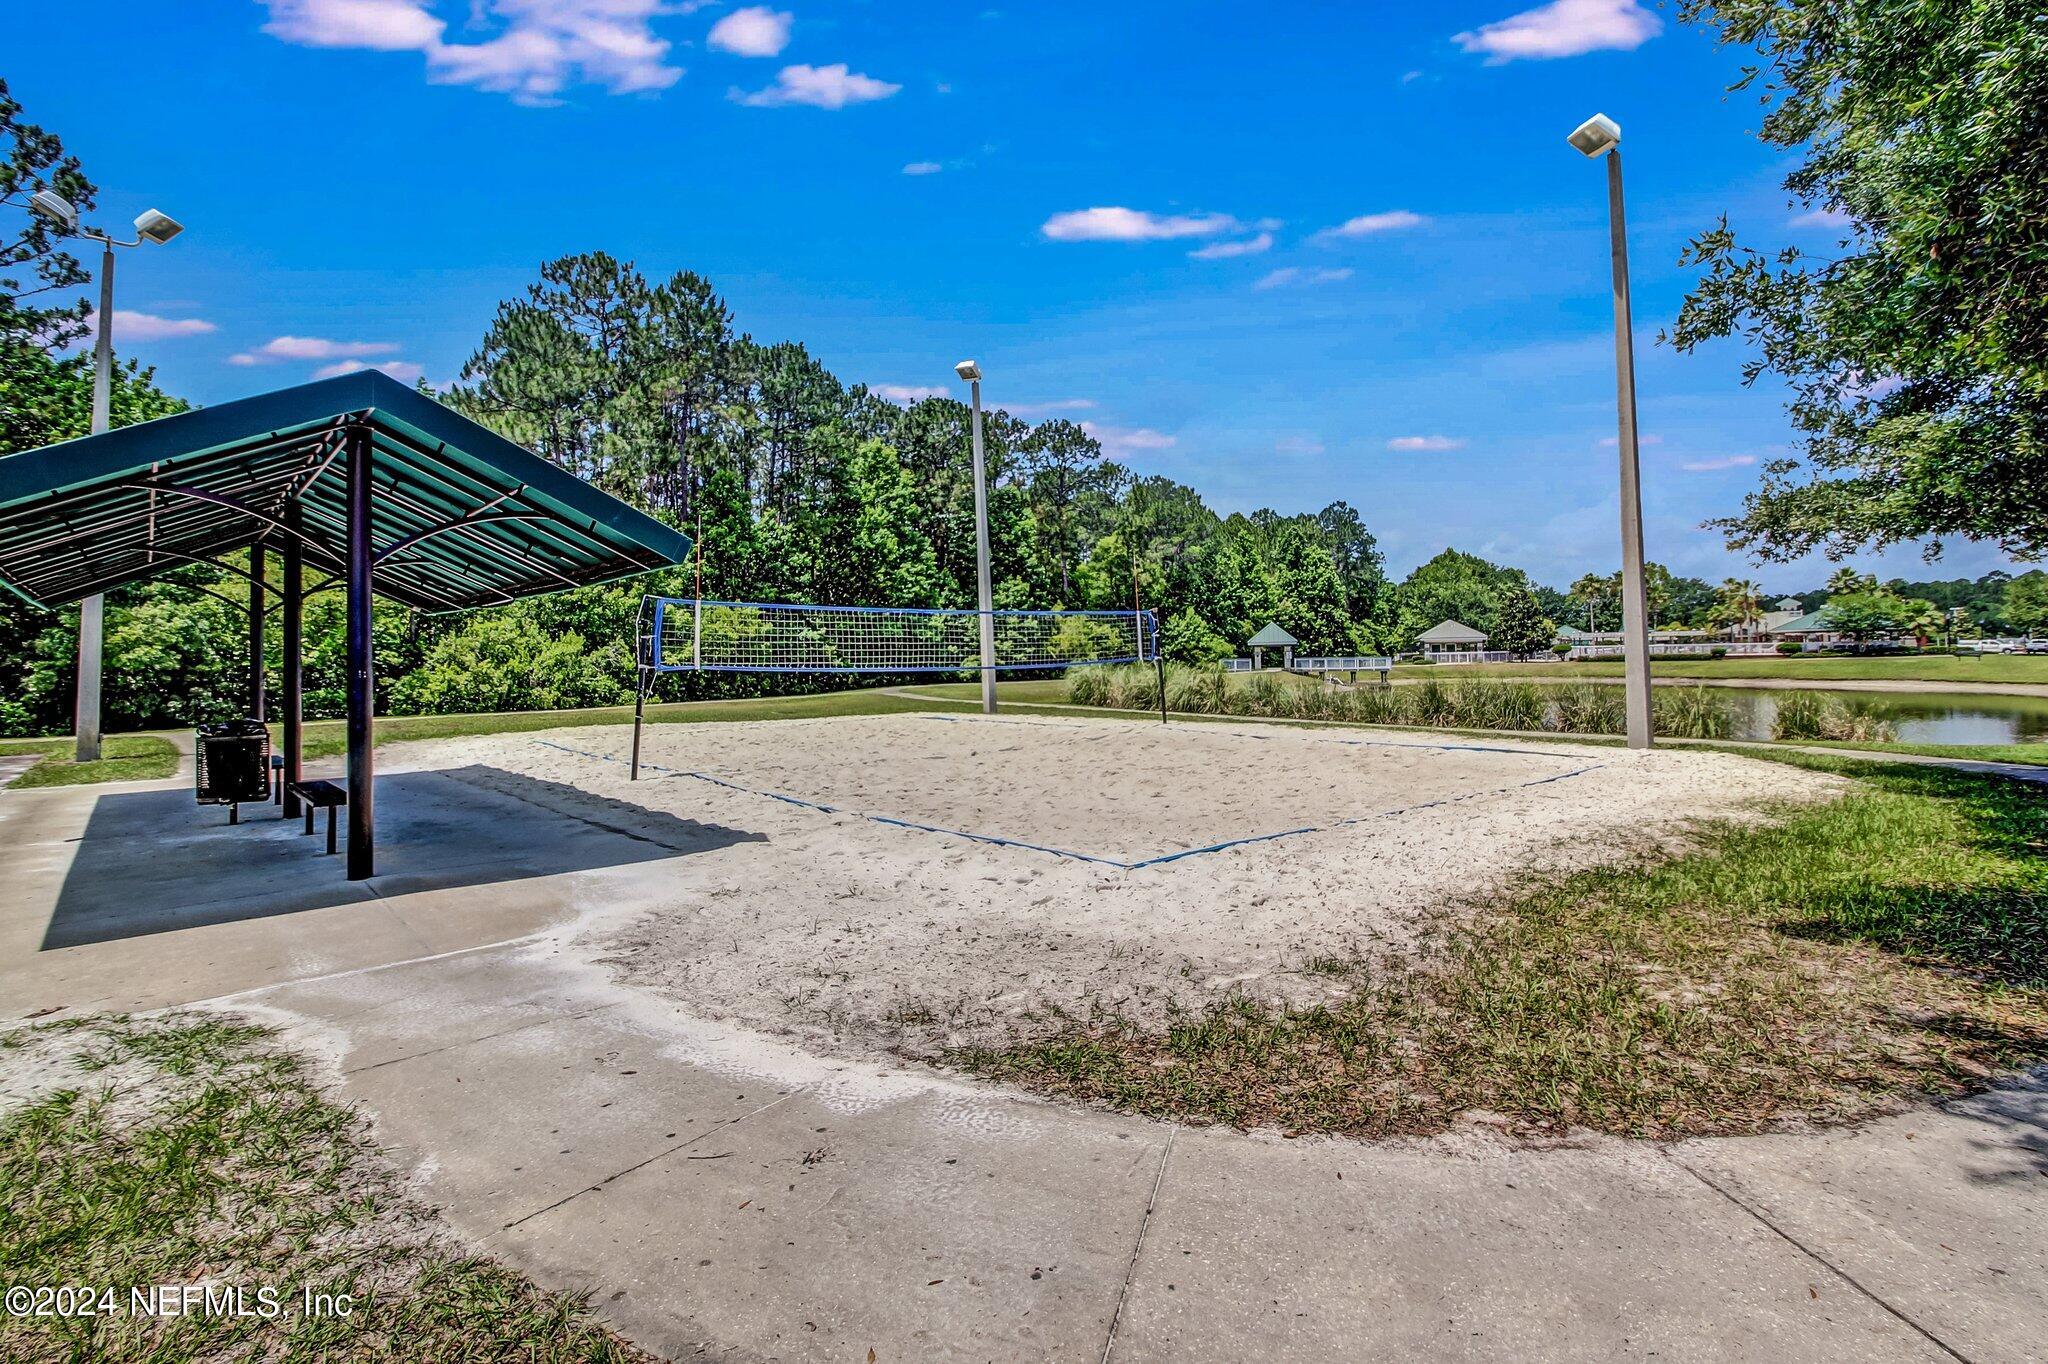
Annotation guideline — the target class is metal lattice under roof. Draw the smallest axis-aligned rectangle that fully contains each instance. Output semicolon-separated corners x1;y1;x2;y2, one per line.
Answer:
0;370;693;613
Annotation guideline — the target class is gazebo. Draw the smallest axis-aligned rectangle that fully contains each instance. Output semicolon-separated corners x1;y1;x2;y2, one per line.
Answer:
1416;619;1488;659
0;370;693;880
1246;621;1298;669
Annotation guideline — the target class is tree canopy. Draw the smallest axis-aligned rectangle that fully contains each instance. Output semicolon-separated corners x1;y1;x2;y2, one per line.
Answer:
1673;0;2048;563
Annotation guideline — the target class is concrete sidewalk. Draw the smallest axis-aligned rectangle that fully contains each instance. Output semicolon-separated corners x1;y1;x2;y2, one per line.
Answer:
2;755;2041;1362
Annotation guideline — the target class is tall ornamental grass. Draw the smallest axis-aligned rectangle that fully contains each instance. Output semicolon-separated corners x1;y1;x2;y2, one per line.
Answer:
1066;667;1751;743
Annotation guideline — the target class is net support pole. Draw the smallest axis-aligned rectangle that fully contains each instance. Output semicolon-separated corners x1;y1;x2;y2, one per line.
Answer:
1155;650;1168;726
630;673;647;782
967;377;998;715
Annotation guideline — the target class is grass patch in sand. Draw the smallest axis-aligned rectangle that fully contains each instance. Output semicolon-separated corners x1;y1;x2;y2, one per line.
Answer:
0;735;180;789
956;755;2048;1140
0;1013;650;1364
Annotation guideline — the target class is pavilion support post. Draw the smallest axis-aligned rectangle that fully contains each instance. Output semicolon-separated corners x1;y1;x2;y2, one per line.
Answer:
280;512;303;820
345;423;375;881
248;542;266;721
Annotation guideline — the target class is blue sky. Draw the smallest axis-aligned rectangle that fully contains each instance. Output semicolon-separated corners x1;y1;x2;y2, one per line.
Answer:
12;0;2024;591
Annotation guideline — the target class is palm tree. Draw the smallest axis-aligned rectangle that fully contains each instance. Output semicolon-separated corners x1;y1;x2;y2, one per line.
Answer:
1711;578;1764;635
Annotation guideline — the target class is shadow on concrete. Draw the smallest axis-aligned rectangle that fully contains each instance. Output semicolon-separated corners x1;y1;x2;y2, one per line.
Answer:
41;764;763;950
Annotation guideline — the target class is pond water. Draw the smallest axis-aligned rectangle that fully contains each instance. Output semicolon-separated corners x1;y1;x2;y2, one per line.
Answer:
1704;687;2048;746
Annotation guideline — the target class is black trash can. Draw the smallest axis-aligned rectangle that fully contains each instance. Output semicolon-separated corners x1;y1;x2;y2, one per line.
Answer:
196;719;271;822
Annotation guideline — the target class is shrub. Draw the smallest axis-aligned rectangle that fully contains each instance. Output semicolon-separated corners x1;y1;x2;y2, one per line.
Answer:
1548;682;1626;735
1710;646;1729;659
1165;663;1230;714
1777;641;1804;655
1771;692;1899;742
1653;683;1735;740
390;616;629;716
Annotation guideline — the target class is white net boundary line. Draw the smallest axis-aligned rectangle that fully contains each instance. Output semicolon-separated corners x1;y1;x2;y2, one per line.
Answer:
639;596;1158;675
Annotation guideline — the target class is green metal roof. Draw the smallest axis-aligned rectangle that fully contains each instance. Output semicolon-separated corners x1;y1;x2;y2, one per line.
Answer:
1246;622;1299;647
1774;611;1837;634
0;370;692;613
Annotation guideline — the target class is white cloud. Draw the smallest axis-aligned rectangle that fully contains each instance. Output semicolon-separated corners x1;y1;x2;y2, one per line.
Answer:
1274;434;1325;457
229;335;399;365
902;160;944;175
1386;434;1466;452
310;358;425;382
707;6;791;57
1598;433;1662;447
258;0;682;105
735;62;900;108
88;310;216;341
1040;207;1242;243
1791;205;1852;228
1082;422;1176;458
1006;398;1097;417
1254;266;1353;290
261;0;443;50
1454;0;1660;63
870;383;946;404
1188;232;1273;260
1680;454;1756;472
1314;210;1426;241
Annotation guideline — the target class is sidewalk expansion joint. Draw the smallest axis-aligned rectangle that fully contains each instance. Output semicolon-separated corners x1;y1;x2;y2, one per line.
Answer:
1661;1150;1973;1364
1100;1124;1176;1364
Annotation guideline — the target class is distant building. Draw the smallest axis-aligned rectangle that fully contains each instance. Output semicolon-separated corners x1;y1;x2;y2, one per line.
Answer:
1416;619;1488;659
1746;597;1808;638
1245;622;1299;669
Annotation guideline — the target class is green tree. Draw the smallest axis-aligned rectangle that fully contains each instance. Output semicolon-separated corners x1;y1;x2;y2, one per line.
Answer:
1707;578;1764;634
1673;0;2048;561
1820;589;1911;645
2004;571;2048;636
1;78;95;350
1492;584;1555;659
1267;521;1350;653
1158;608;1232;664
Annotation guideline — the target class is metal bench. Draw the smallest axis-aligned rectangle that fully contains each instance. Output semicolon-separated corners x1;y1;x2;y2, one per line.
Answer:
288;780;348;855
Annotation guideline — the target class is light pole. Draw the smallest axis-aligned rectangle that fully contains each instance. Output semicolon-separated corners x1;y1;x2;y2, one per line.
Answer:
29;192;185;762
1568;114;1653;750
955;360;998;715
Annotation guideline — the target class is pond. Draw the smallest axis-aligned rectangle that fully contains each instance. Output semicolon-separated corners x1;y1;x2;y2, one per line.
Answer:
1704;687;2048;746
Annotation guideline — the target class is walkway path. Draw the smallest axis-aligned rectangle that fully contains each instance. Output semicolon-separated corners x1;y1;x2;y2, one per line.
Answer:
2;735;2042;1362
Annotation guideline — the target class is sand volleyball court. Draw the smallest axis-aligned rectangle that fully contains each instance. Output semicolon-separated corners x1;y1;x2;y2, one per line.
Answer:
400;712;1837;1059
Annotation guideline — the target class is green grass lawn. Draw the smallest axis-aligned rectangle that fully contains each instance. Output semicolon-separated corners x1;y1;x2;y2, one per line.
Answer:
959;753;2048;1139
0;1013;651;1363
1397;653;2048;686
0;735;180;789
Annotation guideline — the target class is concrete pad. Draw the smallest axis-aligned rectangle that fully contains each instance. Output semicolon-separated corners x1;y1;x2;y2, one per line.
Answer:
1109;1126;1944;1363
1672;1072;2048;1363
0;759;755;1015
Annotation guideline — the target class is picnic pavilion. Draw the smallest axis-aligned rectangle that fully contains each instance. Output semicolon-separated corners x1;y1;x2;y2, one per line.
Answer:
0;370;692;880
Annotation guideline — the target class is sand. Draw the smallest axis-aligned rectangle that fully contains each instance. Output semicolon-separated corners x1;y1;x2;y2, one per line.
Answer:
402;712;1841;1061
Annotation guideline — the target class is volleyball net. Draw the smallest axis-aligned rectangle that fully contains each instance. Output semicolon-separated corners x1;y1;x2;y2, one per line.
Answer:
637;596;1158;675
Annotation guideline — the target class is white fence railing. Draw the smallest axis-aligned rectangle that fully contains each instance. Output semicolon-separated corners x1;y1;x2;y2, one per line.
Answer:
1294;656;1393;673
1427;650;1512;665
1224;658;1254;672
1563;641;1793;660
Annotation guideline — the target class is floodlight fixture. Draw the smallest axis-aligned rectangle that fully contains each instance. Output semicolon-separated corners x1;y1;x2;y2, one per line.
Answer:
1568;113;1621;159
134;209;183;244
954;359;982;383
30;189;77;230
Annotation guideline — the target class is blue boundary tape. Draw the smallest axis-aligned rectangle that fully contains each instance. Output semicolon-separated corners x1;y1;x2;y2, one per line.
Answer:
534;730;1604;872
